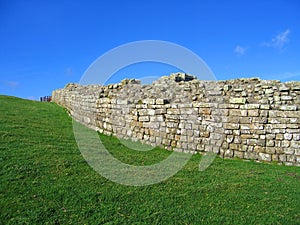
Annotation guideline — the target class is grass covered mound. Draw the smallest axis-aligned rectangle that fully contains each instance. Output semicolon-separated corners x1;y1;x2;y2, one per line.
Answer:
0;95;299;224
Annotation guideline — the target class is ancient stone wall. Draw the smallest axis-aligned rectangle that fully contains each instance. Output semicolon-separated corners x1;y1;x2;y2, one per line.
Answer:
52;73;300;166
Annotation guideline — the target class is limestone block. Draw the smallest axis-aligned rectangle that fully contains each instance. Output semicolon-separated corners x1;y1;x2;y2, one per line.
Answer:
192;124;200;130
233;130;241;136
150;115;164;122
240;134;254;139
224;149;234;157
286;128;300;133
229;109;245;116
280;105;297;111
155;108;167;114
281;140;291;148
149;122;160;129
138;109;149;116
258;153;271;161
148;109;156;116
233;88;243;92
290;118;299;124
207;90;222;96
252;123;264;130
222;116;234;123
187;130;194;136
286;124;299;129
271;154;279;161
193;130;200;137
234;151;244;159
136;104;148;109
279;86;289;92
179;103;193;108
241;124;251;130
284;148;294;154
116;99;128;105
240;104;260;110
184;123;192;129
284;133;293;140
193;102;215;108
265;89;274;95
229;97;247;104
199;108;211;115
167;108;180;115
139;116;149;122
254;146;265;153
211;108;229;116
291;141;300;149
165;114;180;120
292;86;300;91
293;134;300;141
200;131;210;138
244;152;258;160
266;140;275;147
166;122;178;128
265;147;276;154
210;133;223;141
229;143;240;150
142;99;156;105
260;104;270;110
233;136;242;144
278;154;287;162
224;123;239;130
281;96;293;101
286;155;296;163
248;109;259;117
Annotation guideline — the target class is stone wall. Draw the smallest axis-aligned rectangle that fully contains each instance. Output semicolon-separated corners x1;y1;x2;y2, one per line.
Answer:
52;73;300;166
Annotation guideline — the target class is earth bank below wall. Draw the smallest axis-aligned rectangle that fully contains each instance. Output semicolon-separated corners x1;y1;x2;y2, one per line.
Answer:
52;73;300;166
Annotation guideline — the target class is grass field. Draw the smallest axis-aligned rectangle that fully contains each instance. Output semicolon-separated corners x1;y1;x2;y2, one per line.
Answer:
0;95;299;224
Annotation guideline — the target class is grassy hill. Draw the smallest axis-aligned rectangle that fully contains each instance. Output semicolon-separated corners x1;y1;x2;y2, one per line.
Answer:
0;95;299;224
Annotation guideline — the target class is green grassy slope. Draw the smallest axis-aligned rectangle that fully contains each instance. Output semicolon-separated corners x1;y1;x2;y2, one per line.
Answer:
0;95;299;224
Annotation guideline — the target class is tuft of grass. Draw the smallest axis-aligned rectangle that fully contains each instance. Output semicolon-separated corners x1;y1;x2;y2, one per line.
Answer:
0;95;299;224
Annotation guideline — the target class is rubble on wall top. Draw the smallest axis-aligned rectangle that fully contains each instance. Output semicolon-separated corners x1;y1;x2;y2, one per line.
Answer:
169;72;197;82
62;73;300;92
121;78;141;85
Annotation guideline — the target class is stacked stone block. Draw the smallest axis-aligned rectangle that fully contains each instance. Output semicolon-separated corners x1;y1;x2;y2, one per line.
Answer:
52;73;300;166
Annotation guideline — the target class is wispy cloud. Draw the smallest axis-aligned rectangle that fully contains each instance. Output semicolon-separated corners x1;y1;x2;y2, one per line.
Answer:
65;67;73;76
262;71;300;81
263;29;290;49
5;81;19;90
27;96;37;101
234;45;247;56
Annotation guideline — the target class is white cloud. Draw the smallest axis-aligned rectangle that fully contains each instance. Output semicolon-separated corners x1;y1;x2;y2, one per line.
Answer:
234;45;247;56
263;29;290;49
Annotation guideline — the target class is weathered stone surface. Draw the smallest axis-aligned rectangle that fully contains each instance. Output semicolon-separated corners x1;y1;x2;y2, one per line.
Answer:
281;96;293;101
229;97;246;104
280;105;298;111
156;98;169;105
139;116;149;122
224;123;240;130
52;73;300;166
265;89;274;95
259;153;272;161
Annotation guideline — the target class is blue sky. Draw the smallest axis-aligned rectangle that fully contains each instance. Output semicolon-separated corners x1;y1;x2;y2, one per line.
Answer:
1;0;300;100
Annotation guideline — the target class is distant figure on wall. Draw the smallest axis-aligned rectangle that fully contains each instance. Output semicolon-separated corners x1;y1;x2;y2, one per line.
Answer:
40;96;52;102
